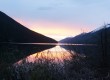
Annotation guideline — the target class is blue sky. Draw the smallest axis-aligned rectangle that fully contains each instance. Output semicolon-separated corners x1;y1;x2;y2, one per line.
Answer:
0;0;110;40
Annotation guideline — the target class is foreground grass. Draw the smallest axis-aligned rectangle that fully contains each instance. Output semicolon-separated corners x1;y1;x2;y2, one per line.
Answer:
1;49;110;80
3;54;109;80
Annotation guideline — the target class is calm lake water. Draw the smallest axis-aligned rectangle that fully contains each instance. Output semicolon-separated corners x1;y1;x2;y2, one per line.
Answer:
26;45;73;63
17;43;96;64
0;43;108;80
0;42;97;64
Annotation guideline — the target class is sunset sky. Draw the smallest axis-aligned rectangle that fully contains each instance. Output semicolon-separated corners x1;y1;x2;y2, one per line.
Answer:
0;0;110;41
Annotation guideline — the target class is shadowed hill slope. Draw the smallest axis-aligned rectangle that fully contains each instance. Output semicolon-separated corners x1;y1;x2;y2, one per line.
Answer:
0;11;57;43
60;25;110;44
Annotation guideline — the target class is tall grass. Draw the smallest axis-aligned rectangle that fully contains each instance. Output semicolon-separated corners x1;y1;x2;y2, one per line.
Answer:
1;48;110;80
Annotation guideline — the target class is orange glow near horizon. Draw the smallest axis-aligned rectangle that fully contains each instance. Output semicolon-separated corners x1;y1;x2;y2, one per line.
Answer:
14;18;90;41
26;46;73;63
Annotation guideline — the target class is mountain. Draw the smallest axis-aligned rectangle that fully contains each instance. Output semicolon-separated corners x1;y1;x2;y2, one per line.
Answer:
60;24;110;44
0;11;57;43
60;25;110;67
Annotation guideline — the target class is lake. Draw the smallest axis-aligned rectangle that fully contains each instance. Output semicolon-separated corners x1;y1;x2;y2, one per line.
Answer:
17;43;97;63
16;43;99;66
23;45;74;63
0;42;97;65
0;43;109;80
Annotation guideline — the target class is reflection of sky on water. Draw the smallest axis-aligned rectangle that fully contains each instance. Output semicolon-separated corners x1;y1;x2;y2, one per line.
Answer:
27;46;75;63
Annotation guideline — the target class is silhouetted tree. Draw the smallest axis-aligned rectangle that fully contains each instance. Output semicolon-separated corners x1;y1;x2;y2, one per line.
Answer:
100;24;110;77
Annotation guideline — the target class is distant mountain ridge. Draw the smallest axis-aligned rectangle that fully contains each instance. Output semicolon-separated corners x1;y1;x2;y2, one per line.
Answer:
60;24;110;44
0;11;57;43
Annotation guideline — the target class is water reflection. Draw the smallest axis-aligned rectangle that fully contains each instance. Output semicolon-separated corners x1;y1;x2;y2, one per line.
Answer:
25;46;74;63
18;43;96;64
